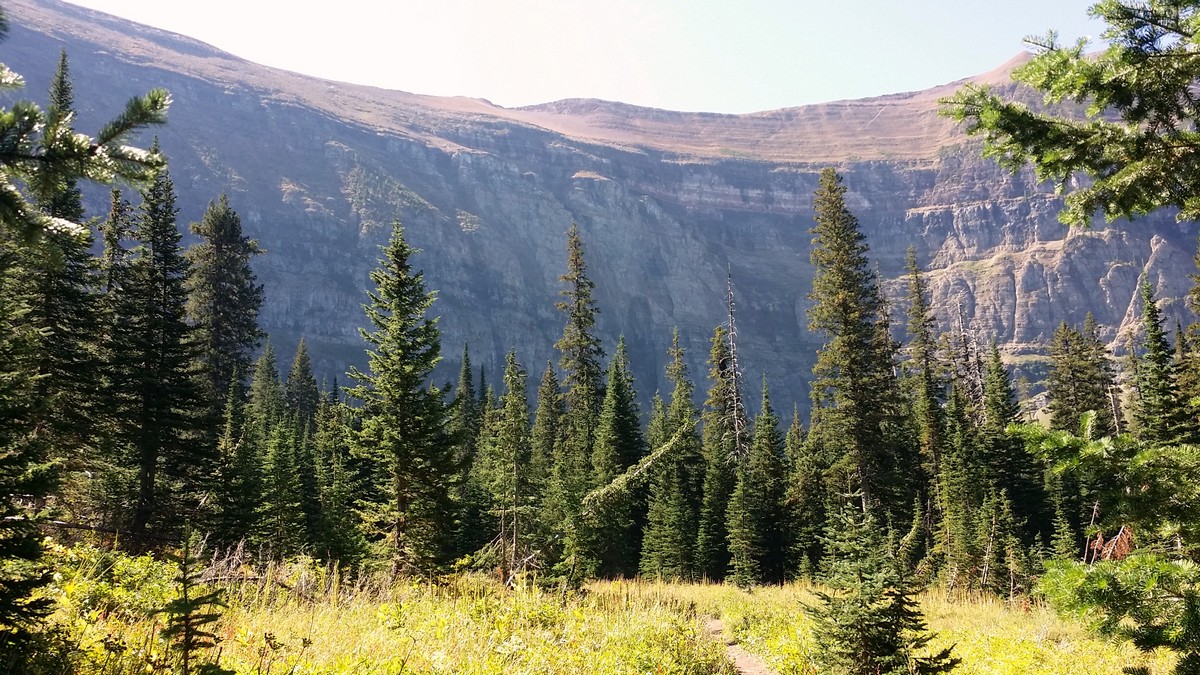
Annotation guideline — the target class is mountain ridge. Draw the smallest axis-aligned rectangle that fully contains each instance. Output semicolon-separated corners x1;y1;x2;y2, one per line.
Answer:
5;0;1195;409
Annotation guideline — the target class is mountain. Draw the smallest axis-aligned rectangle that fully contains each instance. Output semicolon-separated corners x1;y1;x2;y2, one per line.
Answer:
6;0;1197;408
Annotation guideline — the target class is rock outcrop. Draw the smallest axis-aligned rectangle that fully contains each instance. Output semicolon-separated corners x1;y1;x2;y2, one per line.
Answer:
6;0;1197;407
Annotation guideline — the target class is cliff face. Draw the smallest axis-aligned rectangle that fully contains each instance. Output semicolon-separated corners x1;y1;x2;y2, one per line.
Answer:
6;1;1197;406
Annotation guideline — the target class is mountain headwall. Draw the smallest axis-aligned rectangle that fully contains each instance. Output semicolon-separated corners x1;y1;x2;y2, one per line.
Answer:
6;0;1197;407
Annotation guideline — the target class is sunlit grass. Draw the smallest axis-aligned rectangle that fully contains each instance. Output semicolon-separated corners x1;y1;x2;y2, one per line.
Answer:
44;544;1175;674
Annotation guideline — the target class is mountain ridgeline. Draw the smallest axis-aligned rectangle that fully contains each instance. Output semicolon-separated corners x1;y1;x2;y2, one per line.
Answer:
7;0;1197;405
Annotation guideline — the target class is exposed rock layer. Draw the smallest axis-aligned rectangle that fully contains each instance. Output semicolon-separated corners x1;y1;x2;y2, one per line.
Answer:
7;0;1197;406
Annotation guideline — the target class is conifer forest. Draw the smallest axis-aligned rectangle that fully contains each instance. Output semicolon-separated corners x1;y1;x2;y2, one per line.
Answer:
7;1;1200;674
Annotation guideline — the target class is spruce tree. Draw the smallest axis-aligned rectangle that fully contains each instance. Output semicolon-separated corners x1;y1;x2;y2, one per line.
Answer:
697;325;740;581
1134;280;1192;446
211;375;262;547
346;222;454;575
34;50;85;222
530;361;563;511
585;337;646;578
728;379;789;587
543;223;605;572
904;247;945;516
312;399;364;564
640;335;704;579
806;496;960;675
118;148;206;535
185;194;263;432
806;167;910;522
285;337;320;426
474;351;533;579
0;256;56;651
785;406;825;577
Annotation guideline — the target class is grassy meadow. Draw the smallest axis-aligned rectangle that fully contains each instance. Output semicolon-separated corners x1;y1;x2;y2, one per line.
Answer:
34;542;1172;674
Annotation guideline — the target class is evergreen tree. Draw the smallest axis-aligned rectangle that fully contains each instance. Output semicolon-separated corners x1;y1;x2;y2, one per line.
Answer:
0;256;56;651
728;379;789;586
640;334;704;579
312;399;364;564
118;148;206;535
210;374;262;546
1134;280;1192;446
185;194;263;429
346;222;454;575
904;247;945;517
260;419;305;556
543;223;605;572
474;351;533;579
806;167;910;521
697;325;740;581
529;361;562;509
1047;317;1118;437
980;344;1048;545
34;50;85;222
585;338;646;578
785;406;824;577
285;337;320;426
806;496;960;675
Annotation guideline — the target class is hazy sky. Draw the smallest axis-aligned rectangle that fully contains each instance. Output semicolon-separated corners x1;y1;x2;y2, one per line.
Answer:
65;1;1103;113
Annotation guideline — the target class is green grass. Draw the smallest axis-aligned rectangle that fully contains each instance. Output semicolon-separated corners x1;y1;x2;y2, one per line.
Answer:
38;544;1175;674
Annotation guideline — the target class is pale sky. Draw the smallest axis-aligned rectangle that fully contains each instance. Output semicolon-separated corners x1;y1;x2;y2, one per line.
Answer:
65;0;1103;113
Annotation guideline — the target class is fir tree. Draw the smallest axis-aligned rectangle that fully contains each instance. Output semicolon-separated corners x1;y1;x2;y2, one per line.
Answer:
980;344;1048;545
34;50;85;222
806;168;911;522
0;256;56;652
530;361;562;510
785;406;824;577
1134;280;1191;446
312;399;364;564
260;419;305;556
346;222;454;575
474;351;533;579
119;148;206;535
285;337;320;426
904;247;945;520
697;325;740;581
640;334;704;579
543;223;605;572
806;496;960;675
211;374;262;546
1047;317;1118;437
186;193;263;429
585;338;646;578
728;379;789;586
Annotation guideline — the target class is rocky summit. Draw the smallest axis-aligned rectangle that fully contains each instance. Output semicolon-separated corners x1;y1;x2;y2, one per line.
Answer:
6;0;1197;407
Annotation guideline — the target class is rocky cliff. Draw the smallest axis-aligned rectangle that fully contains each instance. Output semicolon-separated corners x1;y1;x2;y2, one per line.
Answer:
6;0;1197;408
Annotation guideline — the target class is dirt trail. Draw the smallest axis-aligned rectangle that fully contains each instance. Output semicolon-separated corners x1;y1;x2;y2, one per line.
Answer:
704;618;780;675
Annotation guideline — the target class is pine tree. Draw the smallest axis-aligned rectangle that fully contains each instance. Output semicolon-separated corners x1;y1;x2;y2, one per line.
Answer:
346;222;454;575
980;344;1048;545
1134;280;1192;446
119;148;206;535
285;337;320;426
697;325;741;581
904;247;945;518
543;223;605;573
530;361;562;511
585;338;646;578
260;419;305;556
806;168;910;521
1047;317;1118;437
806;496;960;675
729;379;789;587
640;335;704;580
0;256;56;652
186;194;263;434
211;375;263;546
474;350;533;579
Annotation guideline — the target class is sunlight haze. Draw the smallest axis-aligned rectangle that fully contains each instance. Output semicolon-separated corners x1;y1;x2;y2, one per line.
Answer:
63;1;1102;113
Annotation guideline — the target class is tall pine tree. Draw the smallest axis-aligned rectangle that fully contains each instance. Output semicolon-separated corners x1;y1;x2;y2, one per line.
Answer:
346;222;454;575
